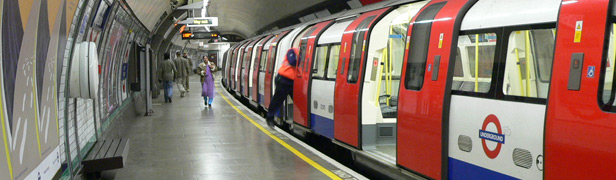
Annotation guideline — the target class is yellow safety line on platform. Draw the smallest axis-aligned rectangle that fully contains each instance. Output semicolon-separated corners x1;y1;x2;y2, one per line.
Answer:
0;0;13;177
0;65;13;180
218;90;342;180
32;60;42;157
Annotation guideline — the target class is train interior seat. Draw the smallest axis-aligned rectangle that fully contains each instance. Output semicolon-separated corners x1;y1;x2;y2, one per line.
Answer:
379;95;398;119
458;81;491;92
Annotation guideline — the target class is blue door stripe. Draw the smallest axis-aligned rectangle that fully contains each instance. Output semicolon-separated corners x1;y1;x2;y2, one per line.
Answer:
448;157;519;180
310;114;334;139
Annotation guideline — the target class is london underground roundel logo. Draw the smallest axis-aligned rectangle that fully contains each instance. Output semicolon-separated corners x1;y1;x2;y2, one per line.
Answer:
479;114;505;159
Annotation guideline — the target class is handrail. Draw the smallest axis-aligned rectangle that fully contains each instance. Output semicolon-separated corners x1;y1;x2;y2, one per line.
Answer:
376;49;386;107
474;34;479;92
514;48;526;96
525;30;532;97
386;32;392;105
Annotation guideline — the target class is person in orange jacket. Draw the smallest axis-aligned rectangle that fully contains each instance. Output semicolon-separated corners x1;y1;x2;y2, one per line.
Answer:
266;48;299;128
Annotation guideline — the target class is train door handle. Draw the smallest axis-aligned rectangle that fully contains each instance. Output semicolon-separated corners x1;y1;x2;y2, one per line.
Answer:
567;53;584;90
432;55;441;81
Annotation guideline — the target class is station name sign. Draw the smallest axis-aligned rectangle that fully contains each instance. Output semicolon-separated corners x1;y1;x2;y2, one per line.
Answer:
192;17;218;26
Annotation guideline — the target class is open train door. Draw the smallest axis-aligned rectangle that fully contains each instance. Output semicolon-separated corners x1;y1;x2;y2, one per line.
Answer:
396;0;474;179
224;44;239;89
235;42;250;94
242;38;262;97
229;42;244;91
293;20;334;128
545;0;616;179
252;35;274;105
264;31;291;109
333;8;391;148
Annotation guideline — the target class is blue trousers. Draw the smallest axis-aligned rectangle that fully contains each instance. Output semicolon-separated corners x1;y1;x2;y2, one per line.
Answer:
163;80;174;101
203;96;213;105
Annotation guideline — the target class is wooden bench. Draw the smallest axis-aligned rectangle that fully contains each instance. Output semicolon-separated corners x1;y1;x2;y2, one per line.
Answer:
81;139;130;177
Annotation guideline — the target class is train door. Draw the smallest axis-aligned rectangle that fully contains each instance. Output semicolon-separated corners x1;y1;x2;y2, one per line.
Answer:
222;49;229;87
239;41;254;94
280;27;313;122
225;44;239;88
356;2;429;163
395;0;474;179
243;39;260;97
334;8;391;148
545;0;616;179
253;35;274;104
232;41;248;91
309;20;353;139
235;45;247;93
227;46;235;89
264;31;291;109
447;0;560;179
248;37;266;99
230;43;239;90
294;21;333;128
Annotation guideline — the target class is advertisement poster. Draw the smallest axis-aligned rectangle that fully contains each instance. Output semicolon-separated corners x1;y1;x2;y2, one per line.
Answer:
91;0;110;29
0;0;65;179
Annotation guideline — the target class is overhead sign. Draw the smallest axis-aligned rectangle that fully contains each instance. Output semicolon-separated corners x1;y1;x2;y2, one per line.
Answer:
192;17;218;26
182;32;219;40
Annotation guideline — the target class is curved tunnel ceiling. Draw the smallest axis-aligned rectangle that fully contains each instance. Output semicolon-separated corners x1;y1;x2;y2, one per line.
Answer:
126;0;356;49
125;0;172;31
208;0;327;37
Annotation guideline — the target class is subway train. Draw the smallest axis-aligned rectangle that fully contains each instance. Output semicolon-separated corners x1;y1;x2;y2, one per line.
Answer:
221;0;616;179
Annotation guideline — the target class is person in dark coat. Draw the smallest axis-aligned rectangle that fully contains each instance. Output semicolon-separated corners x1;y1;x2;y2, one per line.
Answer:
158;52;177;103
266;48;299;128
183;52;193;91
174;51;191;97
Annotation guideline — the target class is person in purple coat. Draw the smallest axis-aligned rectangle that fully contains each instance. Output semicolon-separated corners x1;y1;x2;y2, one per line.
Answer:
199;56;216;107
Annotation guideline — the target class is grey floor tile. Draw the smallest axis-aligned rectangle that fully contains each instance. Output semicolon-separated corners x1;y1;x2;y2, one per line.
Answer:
109;75;352;180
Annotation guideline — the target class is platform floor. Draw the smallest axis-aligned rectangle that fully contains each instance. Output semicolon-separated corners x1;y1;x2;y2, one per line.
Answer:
111;75;364;180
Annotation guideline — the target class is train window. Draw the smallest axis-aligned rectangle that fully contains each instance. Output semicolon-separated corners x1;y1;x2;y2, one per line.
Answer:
259;50;267;72
244;51;250;70
502;29;555;98
452;33;497;93
467;45;496;78
242;51;248;69
299;28;317;72
404;2;446;90
601;24;616;110
268;47;277;74
313;46;329;78
533;30;555;82
348;16;376;83
454;48;463;77
389;23;407;78
327;45;341;79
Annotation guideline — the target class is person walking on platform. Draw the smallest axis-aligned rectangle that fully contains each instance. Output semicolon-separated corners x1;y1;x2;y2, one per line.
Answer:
199;56;216;107
174;51;191;97
158;53;177;103
183;52;193;92
266;48;299;128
